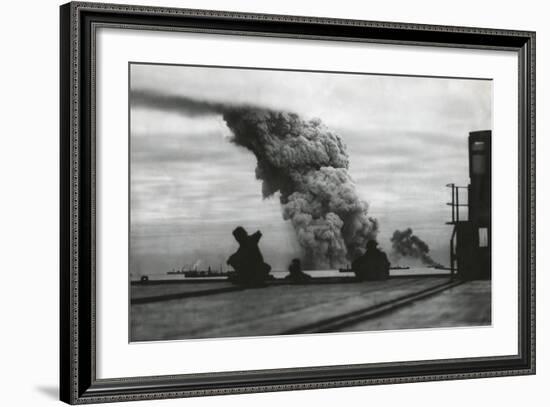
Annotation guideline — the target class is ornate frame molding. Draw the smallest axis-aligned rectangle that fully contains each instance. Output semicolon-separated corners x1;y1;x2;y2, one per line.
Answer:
60;2;535;404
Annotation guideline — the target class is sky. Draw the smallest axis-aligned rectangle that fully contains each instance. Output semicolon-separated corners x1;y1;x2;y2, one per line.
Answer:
129;63;492;275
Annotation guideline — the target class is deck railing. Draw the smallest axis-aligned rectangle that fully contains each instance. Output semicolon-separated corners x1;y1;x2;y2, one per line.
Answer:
446;183;469;280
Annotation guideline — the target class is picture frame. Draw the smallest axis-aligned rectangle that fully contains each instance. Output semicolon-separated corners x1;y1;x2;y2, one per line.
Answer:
60;1;535;404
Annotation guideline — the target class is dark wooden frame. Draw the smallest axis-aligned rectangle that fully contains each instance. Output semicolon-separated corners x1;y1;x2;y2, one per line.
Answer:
60;1;536;404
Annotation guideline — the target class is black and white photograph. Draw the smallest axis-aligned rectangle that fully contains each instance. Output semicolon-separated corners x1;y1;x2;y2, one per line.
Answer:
0;0;543;405
129;63;493;342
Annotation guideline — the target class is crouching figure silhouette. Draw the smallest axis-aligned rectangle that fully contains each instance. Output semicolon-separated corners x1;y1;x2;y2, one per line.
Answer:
352;240;390;281
284;258;311;283
227;226;272;287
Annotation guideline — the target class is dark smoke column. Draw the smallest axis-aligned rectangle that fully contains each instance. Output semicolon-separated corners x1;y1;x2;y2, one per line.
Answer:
390;228;441;267
222;107;378;269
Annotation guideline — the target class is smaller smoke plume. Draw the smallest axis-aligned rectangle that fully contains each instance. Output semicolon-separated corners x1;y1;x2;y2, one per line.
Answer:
390;228;441;267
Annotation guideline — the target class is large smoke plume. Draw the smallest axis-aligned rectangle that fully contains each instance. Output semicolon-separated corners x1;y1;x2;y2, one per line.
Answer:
132;91;378;268
390;228;441;267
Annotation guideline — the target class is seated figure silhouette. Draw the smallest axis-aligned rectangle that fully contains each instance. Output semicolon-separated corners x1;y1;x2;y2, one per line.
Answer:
227;226;272;287
352;240;390;281
284;258;311;283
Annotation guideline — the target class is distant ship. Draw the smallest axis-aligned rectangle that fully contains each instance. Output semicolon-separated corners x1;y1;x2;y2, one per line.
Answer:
428;264;451;270
339;265;410;273
167;265;231;278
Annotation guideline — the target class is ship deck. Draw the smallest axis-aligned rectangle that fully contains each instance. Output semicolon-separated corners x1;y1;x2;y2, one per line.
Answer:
130;275;491;342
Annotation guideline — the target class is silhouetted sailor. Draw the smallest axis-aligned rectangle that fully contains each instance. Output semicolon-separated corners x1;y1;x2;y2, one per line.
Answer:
285;258;311;283
227;226;272;287
352;240;390;281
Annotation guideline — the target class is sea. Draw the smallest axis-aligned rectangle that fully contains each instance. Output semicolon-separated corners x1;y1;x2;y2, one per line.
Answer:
130;267;450;282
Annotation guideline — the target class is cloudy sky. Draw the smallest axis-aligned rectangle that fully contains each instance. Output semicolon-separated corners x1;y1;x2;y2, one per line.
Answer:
130;63;492;275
